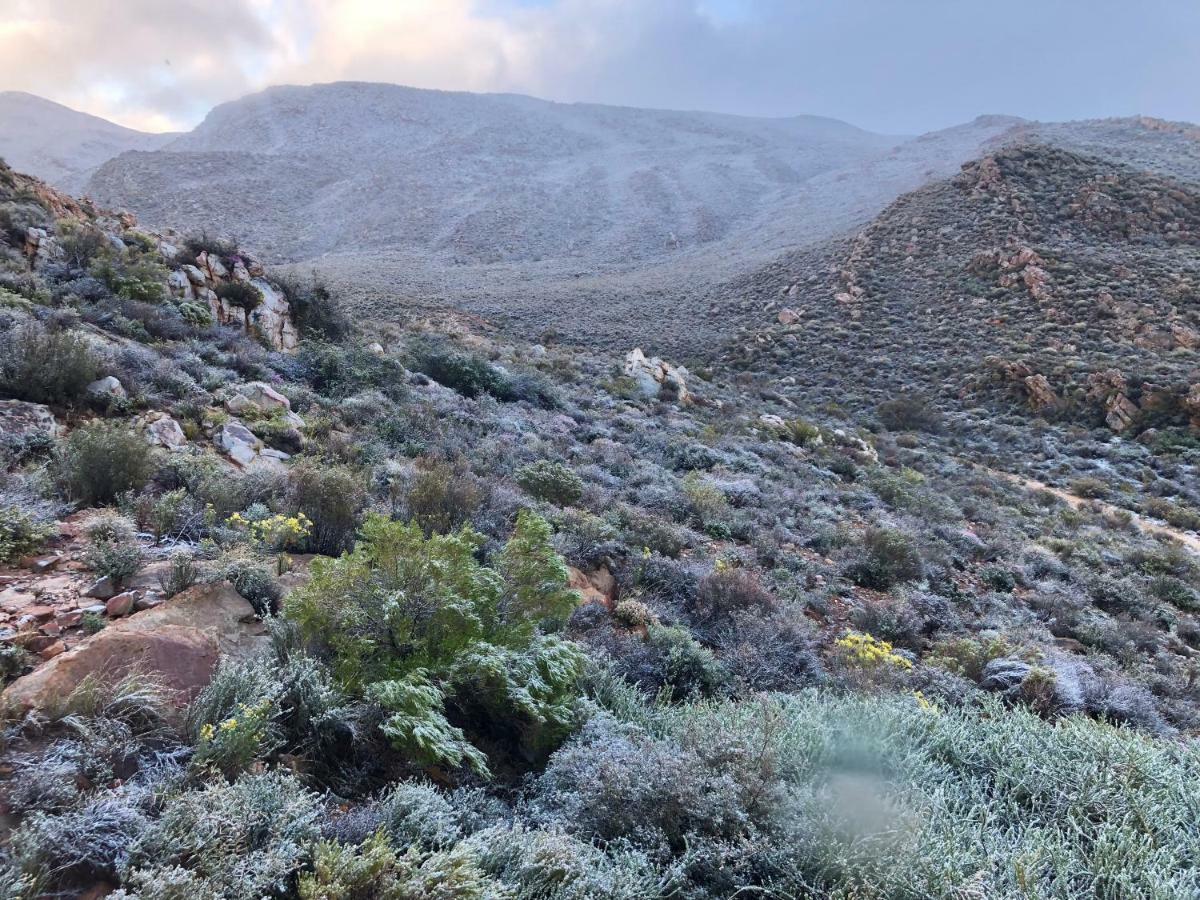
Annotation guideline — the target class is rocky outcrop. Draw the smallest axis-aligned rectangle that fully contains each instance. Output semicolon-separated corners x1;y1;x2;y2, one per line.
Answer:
623;348;690;402
0;400;60;441
170;251;299;351
1;581;268;717
1023;374;1059;413
568;565;617;611
1087;369;1140;432
1184;384;1200;431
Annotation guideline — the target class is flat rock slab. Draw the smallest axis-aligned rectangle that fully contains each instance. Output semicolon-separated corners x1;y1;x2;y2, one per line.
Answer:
1;580;268;717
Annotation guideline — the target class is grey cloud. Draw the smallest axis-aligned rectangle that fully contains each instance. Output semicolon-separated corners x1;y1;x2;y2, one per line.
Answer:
1;0;1197;133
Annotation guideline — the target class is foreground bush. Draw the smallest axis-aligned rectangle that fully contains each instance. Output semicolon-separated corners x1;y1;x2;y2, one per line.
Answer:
287;510;581;773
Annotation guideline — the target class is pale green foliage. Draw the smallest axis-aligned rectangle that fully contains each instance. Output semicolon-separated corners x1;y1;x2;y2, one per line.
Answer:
0;506;53;564
498;509;578;632
286;513;503;688
449;635;586;759
371;671;490;776
300;830;502;900
120;771;321;900
286;510;583;773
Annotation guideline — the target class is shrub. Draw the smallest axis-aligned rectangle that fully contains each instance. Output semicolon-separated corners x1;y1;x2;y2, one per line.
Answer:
221;556;283;616
287;511;582;772
877;396;942;432
276;273;351;341
516;460;584;507
688;566;775;626
214;281;262;318
286;461;367;556
0;322;100;406
411;344;514;400
0;505;54;564
82;512;142;586
55;421;153;506
120;771;321;899
847;527;924;590
406;458;485;535
158;551;198;598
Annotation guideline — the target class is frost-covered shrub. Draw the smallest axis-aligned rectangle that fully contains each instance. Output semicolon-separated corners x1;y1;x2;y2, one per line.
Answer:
0;320;100;406
55;421;153;506
121;771;322;899
516;460;584;507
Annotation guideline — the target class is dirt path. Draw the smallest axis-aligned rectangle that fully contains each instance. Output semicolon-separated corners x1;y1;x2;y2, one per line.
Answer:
970;463;1200;556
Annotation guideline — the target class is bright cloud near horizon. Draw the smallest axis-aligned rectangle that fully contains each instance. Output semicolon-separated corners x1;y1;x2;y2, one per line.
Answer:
1;0;1197;134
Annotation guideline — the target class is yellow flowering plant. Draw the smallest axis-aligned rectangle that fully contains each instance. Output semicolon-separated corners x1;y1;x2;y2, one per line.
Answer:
834;630;914;672
226;511;312;552
192;698;278;778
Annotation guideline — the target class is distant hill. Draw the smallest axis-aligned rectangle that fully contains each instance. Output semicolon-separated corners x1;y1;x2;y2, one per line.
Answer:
0;91;175;191
83;81;905;264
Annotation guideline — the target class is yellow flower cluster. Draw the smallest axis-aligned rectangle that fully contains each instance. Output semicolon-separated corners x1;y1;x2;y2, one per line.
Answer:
834;630;913;671
198;699;272;744
227;511;312;550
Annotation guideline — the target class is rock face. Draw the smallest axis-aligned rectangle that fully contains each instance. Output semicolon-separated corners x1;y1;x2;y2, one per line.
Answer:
1023;374;1059;413
623;348;690;402
0;400;60;441
1087;369;1140;432
1;581;268;716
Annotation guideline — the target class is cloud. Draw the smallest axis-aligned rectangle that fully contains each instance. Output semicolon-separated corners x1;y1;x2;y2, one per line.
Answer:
1;0;1198;133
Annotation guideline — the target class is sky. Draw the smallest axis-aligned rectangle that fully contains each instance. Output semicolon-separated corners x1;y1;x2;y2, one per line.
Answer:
1;0;1197;134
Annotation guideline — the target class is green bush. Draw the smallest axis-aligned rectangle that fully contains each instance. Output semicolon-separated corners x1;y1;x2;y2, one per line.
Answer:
848;526;924;590
406;458;485;535
411;344;518;401
82;512;142;586
516;460;583;507
214;281;262;317
55;421;153;506
91;250;168;303
877;395;943;432
276;273;351;341
286;460;367;556
286;510;581;772
0;506;54;564
0;322;100;406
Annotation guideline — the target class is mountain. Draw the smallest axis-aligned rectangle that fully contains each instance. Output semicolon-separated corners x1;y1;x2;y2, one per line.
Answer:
83;81;905;264
0;91;175;191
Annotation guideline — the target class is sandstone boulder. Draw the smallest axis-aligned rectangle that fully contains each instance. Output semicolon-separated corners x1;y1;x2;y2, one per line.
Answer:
1;581;268;717
1023;374;1059;413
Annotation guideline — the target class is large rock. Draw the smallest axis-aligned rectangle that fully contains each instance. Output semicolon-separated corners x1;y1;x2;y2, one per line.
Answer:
86;376;127;401
0;400;60;441
214;420;288;470
1;581;268;716
141;411;187;450
1023;374;1059;413
623;348;690;402
214;420;263;466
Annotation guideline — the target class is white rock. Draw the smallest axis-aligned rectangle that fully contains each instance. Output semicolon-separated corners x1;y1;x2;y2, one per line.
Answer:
214;421;263;466
86;376;127;400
